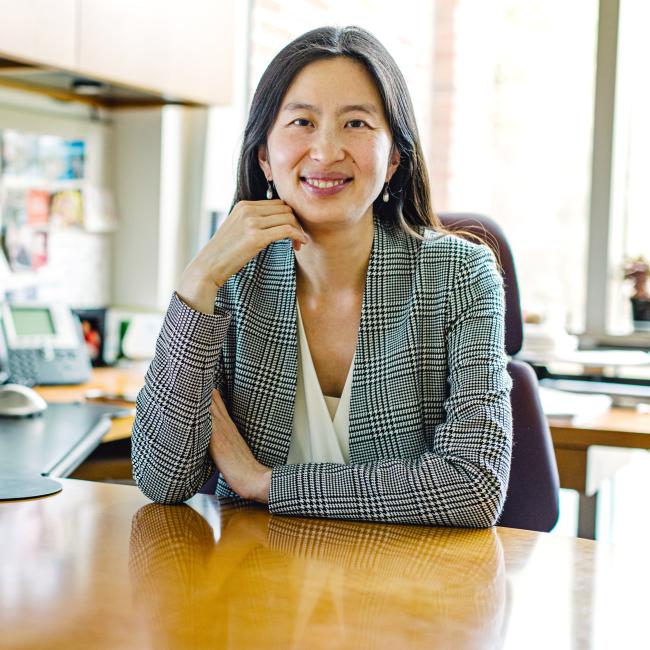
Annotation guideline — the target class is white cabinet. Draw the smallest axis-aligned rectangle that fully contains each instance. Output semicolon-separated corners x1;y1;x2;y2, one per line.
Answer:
0;0;234;105
0;0;77;69
77;0;234;105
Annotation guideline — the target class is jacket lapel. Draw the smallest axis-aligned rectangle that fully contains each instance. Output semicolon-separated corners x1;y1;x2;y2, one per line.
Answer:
233;238;298;467
348;219;423;462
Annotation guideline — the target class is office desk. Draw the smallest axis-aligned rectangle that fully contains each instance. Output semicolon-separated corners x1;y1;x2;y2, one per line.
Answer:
37;369;650;538
0;479;646;649
549;408;650;538
27;367;145;482
34;366;145;443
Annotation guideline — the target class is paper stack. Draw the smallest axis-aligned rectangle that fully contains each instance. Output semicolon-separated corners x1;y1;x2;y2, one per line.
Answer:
538;386;612;425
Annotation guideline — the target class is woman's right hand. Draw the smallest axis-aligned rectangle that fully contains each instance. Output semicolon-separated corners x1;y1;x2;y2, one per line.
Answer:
177;199;307;314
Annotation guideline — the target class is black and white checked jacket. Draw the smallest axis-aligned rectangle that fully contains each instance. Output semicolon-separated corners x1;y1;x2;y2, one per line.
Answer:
132;218;512;527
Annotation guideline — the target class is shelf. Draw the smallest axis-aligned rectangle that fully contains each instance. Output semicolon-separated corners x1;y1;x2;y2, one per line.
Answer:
0;58;197;109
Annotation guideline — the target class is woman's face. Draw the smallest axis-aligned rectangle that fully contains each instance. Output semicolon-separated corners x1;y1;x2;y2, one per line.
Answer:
258;57;399;228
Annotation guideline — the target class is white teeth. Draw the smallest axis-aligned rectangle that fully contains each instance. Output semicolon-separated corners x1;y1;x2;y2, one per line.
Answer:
304;178;347;189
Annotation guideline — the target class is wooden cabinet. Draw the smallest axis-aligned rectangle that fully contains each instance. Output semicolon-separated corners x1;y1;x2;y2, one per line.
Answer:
0;0;77;69
77;0;233;105
0;0;234;105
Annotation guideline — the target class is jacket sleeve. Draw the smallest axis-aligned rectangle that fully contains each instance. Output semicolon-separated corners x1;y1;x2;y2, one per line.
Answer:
131;292;231;504
268;244;513;527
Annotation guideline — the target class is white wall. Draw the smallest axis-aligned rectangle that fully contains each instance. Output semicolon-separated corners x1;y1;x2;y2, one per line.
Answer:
200;0;252;241
111;105;208;311
110;108;162;310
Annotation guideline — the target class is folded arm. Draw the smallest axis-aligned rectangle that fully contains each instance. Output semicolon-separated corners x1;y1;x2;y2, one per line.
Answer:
131;293;230;504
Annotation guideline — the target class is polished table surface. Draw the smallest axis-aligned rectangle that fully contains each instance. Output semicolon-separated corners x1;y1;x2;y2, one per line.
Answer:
0;479;647;649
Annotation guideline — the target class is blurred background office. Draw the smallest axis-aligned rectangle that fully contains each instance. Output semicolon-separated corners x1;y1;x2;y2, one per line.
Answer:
1;0;648;542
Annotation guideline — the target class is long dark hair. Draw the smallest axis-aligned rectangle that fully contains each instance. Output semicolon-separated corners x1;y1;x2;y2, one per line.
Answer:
232;25;439;239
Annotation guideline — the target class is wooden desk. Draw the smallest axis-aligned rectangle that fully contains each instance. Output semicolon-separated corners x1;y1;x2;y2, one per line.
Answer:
0;479;646;649
549;408;650;538
36;369;650;538
32;367;145;482
34;366;145;443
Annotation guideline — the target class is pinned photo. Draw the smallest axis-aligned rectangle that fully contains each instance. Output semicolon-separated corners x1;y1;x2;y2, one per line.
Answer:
50;189;84;227
1;188;27;228
0;130;40;178
4;222;49;271
26;189;51;226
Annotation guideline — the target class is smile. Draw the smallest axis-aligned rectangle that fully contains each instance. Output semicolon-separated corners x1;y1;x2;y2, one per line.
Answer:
303;177;348;188
300;176;352;196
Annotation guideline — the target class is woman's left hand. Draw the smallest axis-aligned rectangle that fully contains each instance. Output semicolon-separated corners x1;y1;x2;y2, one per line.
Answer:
208;389;272;504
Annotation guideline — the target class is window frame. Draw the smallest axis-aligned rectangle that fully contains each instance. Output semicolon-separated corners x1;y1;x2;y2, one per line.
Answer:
583;0;650;348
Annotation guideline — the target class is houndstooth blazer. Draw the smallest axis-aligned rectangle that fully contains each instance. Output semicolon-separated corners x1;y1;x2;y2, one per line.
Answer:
132;217;512;527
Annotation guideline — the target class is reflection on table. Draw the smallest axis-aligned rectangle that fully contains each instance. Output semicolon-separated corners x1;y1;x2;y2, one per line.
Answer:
129;501;505;649
1;479;648;648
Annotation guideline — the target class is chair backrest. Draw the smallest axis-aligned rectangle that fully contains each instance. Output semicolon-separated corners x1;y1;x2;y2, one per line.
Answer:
438;212;560;531
437;212;523;355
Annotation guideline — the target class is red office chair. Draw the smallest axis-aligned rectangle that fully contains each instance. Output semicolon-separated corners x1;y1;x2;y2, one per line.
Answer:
438;212;560;532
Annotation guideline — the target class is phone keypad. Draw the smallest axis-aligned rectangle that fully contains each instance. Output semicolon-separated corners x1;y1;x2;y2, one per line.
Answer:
8;348;89;386
8;350;39;385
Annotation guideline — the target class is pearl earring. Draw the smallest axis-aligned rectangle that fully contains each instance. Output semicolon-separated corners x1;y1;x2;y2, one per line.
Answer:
266;181;274;200
382;182;389;203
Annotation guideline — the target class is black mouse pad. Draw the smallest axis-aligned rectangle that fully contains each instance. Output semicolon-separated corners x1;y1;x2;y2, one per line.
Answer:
0;402;122;479
0;477;62;500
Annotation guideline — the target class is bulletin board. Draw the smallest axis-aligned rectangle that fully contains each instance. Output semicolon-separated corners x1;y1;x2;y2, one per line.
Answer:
0;128;116;307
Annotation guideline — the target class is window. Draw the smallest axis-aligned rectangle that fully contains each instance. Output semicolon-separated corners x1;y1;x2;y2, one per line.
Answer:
431;0;599;334
228;0;600;340
608;0;650;335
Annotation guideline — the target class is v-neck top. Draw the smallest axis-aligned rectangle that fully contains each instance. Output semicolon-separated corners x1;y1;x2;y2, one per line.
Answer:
287;302;354;464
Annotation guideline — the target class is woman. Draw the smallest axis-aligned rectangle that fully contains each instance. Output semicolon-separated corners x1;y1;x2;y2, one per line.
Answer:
132;26;512;527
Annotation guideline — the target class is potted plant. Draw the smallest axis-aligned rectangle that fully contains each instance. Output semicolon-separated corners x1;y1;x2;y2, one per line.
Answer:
624;256;650;329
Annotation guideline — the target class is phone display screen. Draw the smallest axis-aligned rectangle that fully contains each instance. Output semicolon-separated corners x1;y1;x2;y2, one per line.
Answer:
10;308;56;337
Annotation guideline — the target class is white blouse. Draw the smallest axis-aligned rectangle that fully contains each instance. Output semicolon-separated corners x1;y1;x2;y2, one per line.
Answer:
287;302;354;464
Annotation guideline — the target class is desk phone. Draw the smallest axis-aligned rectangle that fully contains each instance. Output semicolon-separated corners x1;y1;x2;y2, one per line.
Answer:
0;302;91;386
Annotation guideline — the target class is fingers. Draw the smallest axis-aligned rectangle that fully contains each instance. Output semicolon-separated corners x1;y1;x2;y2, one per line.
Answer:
254;214;308;247
201;199;307;289
254;212;300;229
234;200;293;218
211;389;226;410
253;225;307;251
210;390;228;420
238;199;286;206
232;201;307;245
